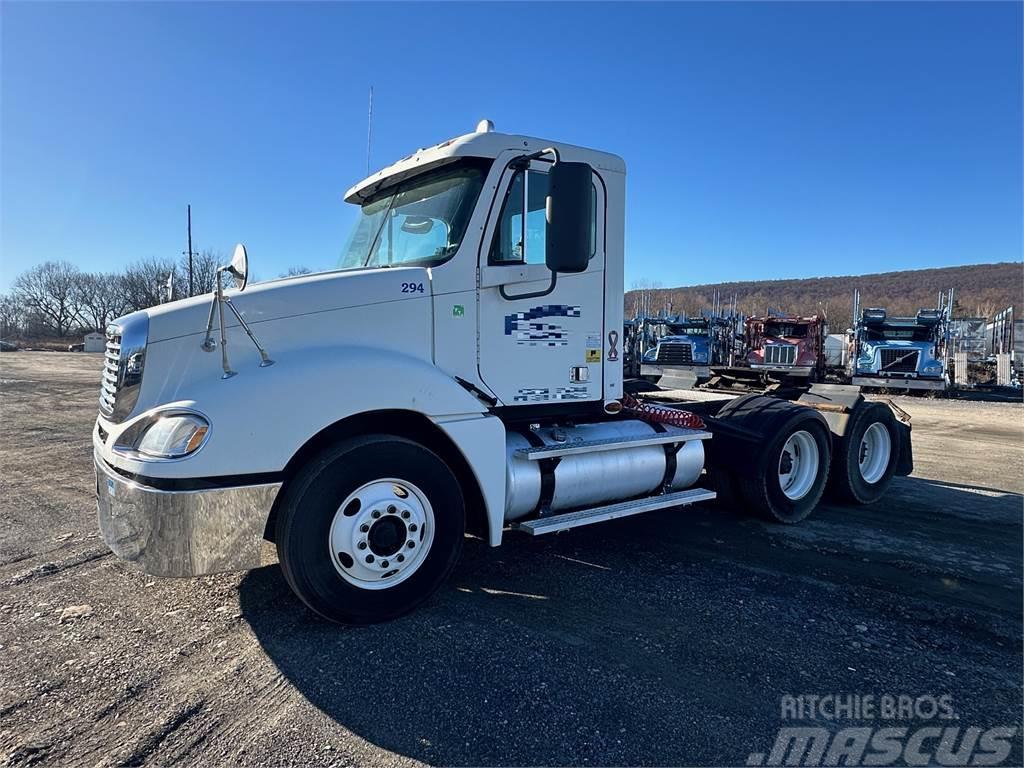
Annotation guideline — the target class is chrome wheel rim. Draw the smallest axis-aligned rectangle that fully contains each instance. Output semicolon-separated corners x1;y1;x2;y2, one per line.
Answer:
778;430;819;501
858;422;891;484
328;479;434;590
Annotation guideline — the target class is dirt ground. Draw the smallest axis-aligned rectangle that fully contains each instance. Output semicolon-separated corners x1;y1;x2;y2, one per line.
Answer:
1;352;1021;767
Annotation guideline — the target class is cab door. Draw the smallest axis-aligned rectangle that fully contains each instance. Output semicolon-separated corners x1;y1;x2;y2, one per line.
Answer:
477;156;606;407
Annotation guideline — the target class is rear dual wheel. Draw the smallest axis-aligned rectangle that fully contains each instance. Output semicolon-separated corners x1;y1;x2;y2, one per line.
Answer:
275;435;465;625
826;402;901;504
713;396;832;523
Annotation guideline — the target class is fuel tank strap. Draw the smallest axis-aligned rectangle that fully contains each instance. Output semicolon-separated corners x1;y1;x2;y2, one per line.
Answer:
648;422;678;490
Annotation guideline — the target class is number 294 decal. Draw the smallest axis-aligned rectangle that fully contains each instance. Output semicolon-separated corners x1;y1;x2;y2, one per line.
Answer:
401;282;425;294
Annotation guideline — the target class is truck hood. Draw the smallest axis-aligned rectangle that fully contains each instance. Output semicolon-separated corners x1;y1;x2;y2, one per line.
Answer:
137;267;430;344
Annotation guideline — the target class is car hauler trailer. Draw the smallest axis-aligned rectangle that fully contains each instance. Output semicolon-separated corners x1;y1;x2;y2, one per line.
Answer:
93;123;914;624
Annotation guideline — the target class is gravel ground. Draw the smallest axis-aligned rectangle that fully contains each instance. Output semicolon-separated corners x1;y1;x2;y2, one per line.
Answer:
0;352;1021;766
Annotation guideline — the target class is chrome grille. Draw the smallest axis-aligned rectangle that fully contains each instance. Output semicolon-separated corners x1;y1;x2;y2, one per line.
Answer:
765;344;797;365
880;348;919;373
99;330;121;415
655;342;693;365
97;314;148;423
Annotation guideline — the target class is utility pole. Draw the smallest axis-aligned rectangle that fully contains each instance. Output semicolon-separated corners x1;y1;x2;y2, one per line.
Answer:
183;204;196;297
366;86;374;176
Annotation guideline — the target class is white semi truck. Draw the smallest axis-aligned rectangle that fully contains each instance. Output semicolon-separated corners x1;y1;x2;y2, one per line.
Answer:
94;122;913;624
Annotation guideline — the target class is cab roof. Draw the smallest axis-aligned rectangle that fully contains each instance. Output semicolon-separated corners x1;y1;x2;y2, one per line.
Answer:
344;125;626;204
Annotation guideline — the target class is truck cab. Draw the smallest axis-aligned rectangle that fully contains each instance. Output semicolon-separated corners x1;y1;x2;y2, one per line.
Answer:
743;315;825;380
94;123;913;624
640;316;733;386
850;309;947;391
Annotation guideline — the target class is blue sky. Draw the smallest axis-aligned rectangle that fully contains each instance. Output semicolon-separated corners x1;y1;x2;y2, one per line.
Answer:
2;2;1021;291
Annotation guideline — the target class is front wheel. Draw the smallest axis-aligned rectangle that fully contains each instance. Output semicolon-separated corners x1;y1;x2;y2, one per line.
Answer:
275;435;465;625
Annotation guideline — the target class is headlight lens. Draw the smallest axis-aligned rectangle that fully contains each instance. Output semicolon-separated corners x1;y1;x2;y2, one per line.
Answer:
693;350;709;362
135;414;210;458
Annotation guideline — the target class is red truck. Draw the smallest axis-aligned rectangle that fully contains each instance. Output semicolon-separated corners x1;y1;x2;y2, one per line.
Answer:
743;315;827;382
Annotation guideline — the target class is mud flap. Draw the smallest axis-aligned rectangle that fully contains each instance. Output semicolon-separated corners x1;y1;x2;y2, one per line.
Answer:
894;421;913;476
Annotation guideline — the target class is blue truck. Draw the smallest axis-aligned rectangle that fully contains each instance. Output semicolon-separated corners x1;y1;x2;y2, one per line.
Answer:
850;307;948;392
640;315;735;387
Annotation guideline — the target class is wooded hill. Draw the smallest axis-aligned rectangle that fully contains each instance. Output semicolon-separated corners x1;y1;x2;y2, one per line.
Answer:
626;262;1022;325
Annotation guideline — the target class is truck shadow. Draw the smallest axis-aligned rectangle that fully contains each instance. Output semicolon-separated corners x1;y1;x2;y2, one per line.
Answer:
238;475;1023;766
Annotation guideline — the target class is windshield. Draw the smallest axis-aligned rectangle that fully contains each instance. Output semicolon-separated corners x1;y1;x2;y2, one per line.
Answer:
864;326;932;342
667;325;709;336
764;323;808;338
339;160;489;270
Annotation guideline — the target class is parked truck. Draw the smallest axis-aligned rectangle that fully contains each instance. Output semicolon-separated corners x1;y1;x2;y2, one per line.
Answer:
848;289;949;392
706;314;826;391
94;123;913;624
639;315;736;387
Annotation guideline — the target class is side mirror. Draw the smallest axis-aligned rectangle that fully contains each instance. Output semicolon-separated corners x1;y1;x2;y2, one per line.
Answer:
545;161;593;274
228;243;249;291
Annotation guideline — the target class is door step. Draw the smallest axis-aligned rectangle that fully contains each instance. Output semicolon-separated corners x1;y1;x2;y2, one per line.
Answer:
513;487;717;536
515;428;711;460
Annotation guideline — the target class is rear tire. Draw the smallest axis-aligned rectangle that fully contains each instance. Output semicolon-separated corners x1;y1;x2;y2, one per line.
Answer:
826;402;901;504
712;396;831;523
275;435;465;625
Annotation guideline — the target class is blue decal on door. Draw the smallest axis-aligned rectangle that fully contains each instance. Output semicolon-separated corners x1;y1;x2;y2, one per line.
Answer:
504;305;581;347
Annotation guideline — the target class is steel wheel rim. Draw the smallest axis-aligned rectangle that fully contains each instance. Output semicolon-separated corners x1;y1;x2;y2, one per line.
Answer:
328;478;434;590
778;430;819;501
858;422;891;484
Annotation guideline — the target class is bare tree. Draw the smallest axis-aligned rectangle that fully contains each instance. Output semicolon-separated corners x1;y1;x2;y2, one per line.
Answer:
179;249;221;296
121;258;177;312
12;261;83;337
279;266;313;278
76;272;133;331
0;294;26;338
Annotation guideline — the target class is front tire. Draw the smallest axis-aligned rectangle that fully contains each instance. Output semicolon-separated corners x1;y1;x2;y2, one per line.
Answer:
275;435;465;625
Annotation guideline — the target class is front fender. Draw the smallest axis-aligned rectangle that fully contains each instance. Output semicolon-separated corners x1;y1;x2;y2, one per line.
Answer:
100;344;487;479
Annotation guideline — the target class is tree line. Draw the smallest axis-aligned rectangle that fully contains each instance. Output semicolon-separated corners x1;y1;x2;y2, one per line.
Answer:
1;255;317;342
1;252;224;340
625;262;1022;326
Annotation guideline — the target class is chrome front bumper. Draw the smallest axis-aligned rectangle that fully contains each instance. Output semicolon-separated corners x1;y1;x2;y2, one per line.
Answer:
95;453;281;577
641;363;712;379
851;375;946;391
747;364;813;376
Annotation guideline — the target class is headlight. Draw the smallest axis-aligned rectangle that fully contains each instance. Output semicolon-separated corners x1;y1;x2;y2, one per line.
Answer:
137;414;209;458
643;348;658;362
922;362;943;374
693;350;709;362
117;413;210;459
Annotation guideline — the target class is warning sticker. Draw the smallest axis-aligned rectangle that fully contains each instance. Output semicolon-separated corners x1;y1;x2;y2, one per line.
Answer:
585;349;601;363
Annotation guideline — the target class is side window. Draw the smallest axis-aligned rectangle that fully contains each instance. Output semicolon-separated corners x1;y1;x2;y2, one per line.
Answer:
489;167;599;265
490;170;549;265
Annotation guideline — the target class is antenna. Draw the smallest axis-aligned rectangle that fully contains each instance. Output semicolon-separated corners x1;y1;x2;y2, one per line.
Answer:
366;85;374;176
